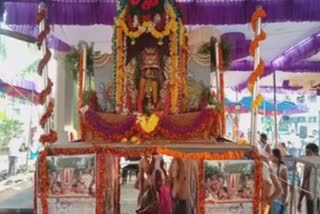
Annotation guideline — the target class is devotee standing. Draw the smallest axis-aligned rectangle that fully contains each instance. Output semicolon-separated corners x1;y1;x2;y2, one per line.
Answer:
298;143;320;214
259;133;272;158
169;158;187;214
7;137;21;176
270;148;288;214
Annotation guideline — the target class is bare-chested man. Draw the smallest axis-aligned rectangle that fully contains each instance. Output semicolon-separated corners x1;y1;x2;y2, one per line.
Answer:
169;158;188;214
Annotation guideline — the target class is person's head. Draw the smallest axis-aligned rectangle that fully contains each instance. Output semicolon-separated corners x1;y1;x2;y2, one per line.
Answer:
305;143;319;156
260;133;268;144
153;169;163;191
280;142;287;149
271;148;283;163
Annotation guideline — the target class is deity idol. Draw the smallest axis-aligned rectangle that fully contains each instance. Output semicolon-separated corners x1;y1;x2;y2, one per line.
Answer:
137;47;165;114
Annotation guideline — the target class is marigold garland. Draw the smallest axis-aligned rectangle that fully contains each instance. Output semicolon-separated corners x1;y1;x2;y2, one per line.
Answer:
247;7;267;110
137;114;160;133
37;6;57;146
96;152;106;214
38;78;53;105
116;5;177;39
198;160;205;214
39;129;58;144
115;27;124;110
39;150;48;214
39;100;54;128
252;149;263;214
38;146;246;214
170;29;179;113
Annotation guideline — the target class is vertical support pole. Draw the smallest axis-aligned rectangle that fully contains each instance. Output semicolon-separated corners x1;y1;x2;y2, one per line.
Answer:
38;2;50;142
290;159;297;214
215;42;222;136
250;15;261;146
273;70;278;147
25;91;34;169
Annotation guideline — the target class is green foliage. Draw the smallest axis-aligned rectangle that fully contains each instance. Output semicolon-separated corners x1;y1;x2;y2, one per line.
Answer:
65;45;94;81
0;118;24;147
198;37;232;70
205;162;224;178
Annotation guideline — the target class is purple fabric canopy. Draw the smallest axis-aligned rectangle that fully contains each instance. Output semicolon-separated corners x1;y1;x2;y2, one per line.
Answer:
4;0;320;26
8;25;71;52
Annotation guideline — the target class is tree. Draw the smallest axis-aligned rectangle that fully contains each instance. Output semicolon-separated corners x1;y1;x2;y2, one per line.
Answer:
0;118;24;147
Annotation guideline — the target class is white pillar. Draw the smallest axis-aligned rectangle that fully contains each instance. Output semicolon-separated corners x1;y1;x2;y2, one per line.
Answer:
53;51;69;143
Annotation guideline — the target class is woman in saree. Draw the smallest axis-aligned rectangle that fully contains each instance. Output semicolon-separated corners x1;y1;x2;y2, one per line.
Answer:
136;169;172;214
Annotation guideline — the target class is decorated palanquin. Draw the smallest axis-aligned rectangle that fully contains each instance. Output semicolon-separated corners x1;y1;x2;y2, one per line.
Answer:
81;0;221;143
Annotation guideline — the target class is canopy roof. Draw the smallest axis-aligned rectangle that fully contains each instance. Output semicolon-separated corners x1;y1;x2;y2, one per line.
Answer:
1;0;320;93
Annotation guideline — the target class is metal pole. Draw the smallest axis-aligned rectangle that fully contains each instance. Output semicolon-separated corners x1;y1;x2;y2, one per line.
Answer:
215;42;222;136
250;16;261;146
273;70;278;147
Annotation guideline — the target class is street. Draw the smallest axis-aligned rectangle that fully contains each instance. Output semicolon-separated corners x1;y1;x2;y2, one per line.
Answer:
0;180;33;209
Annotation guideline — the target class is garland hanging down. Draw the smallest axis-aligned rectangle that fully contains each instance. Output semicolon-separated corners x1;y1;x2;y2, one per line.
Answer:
247;7;267;109
38;145;248;214
36;5;57;146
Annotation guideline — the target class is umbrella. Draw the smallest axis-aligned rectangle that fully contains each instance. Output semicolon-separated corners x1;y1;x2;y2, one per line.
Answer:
228;96;308;115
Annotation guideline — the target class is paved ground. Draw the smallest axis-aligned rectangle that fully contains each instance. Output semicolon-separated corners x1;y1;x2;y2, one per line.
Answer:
0;180;33;209
121;183;139;214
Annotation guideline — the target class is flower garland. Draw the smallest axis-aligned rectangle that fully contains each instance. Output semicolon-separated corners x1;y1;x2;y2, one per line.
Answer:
36;5;57;145
96;152;106;214
169;25;179;113
136;114;160;133
115;27;124;110
247;7;267;110
179;24;187;112
39;150;48;214
39;100;54;128
38;145;247;214
116;5;177;39
198;160;205;214
38;79;53;105
218;47;226;136
252;149;263;214
158;109;215;139
84;109;137;141
83;108;218;141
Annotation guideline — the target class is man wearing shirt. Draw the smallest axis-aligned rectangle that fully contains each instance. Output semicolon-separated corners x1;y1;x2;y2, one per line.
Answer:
7;137;22;176
298;143;319;214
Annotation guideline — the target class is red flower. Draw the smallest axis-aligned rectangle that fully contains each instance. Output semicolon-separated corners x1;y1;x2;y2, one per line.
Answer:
149;0;159;7
141;1;152;10
130;0;141;6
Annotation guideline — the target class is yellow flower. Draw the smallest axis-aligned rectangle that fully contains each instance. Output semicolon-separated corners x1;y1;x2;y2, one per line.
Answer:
138;114;160;133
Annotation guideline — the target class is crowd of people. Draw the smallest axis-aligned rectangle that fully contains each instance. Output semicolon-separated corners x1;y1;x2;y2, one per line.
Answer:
258;132;320;214
134;155;189;214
